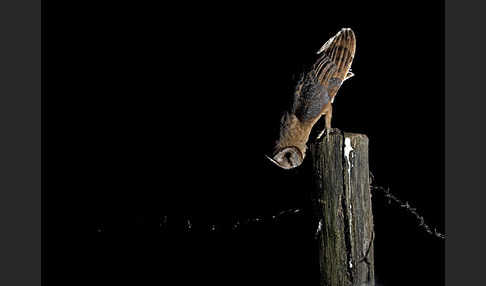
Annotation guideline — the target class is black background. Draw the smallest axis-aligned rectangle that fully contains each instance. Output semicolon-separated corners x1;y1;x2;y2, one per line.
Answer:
44;1;444;285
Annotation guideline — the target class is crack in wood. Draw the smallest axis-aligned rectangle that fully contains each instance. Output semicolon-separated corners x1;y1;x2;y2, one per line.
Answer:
311;130;374;286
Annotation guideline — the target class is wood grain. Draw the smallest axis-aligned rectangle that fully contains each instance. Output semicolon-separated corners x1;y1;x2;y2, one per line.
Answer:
310;130;375;286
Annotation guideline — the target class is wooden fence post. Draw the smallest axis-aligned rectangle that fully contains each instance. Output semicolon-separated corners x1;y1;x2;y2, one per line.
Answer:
310;130;375;286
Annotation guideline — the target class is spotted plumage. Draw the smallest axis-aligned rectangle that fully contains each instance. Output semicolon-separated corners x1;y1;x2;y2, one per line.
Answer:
267;28;356;170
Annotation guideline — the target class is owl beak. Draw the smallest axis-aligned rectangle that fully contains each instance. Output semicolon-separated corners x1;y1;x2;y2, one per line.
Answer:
265;154;280;167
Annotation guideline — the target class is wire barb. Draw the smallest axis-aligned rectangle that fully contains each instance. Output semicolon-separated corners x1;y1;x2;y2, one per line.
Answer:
369;174;445;240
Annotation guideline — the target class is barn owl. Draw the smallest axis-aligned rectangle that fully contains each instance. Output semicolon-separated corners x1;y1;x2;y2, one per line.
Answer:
267;28;356;170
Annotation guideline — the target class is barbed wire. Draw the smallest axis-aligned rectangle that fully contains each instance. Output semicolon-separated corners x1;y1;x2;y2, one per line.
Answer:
96;208;304;233
96;175;445;240
370;184;445;240
369;172;445;240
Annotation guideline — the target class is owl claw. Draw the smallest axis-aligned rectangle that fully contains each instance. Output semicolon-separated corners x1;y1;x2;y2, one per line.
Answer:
316;129;326;140
326;129;331;143
316;128;333;142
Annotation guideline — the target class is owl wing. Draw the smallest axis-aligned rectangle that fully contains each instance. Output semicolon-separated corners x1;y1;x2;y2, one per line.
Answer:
293;71;332;122
293;28;356;123
314;28;356;98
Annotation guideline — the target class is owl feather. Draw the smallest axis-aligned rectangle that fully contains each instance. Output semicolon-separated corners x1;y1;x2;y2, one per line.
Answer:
268;28;356;170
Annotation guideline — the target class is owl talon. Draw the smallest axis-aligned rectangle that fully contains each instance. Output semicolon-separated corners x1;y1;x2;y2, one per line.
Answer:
316;128;333;142
325;128;331;143
316;129;326;140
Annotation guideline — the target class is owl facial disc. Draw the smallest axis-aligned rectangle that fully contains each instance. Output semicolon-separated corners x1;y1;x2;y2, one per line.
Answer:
266;146;304;170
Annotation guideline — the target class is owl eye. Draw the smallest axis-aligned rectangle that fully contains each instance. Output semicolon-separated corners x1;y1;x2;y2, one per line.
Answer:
285;152;293;166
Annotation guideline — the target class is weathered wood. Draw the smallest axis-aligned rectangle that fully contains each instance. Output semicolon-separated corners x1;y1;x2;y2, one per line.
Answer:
310;129;375;286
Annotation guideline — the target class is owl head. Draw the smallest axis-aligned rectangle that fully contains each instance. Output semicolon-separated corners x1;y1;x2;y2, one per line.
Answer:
266;146;304;170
